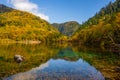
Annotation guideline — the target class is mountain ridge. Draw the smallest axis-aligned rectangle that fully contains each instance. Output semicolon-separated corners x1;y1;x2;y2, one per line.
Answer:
52;21;80;36
0;4;14;13
72;0;120;50
0;4;61;42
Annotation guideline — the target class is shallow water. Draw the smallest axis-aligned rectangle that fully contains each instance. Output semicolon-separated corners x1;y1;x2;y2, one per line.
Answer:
0;43;120;80
4;59;105;80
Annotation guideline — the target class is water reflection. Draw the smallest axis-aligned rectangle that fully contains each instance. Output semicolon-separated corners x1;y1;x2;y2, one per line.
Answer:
5;59;104;80
1;43;119;79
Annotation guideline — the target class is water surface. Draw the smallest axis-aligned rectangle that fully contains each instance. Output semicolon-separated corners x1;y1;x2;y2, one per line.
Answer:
0;44;120;80
5;58;104;80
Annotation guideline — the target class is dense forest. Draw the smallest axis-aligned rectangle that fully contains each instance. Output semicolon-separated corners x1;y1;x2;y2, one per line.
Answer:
52;21;80;36
72;0;120;51
0;4;62;43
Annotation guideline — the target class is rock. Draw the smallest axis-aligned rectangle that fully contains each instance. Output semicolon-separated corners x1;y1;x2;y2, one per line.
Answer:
14;55;24;63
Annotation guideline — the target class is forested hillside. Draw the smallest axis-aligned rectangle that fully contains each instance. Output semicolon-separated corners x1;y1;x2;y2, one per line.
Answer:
0;4;61;42
52;21;80;36
72;0;120;50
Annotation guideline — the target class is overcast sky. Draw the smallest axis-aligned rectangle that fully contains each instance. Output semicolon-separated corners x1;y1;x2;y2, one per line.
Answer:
0;0;115;23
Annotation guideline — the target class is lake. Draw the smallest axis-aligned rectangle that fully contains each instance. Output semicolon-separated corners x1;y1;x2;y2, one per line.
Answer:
0;43;120;80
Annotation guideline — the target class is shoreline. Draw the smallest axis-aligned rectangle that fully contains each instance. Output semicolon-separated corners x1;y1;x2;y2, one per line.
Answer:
0;39;41;44
17;40;41;44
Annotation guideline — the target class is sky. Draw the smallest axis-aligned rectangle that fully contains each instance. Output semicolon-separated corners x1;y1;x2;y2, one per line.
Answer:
0;0;115;24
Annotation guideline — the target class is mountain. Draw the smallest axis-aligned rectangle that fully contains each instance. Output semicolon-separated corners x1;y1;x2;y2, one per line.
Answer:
0;4;60;42
72;0;120;50
75;0;120;30
0;4;13;13
52;21;80;36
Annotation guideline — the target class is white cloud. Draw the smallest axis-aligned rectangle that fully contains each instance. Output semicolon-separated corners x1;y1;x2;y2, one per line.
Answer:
7;0;49;21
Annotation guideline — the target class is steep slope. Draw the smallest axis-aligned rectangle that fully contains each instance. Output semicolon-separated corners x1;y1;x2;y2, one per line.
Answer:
0;4;13;13
0;4;60;42
76;0;120;30
52;21;80;36
72;0;120;50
